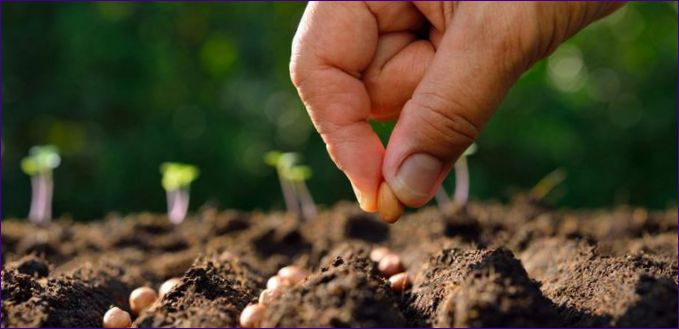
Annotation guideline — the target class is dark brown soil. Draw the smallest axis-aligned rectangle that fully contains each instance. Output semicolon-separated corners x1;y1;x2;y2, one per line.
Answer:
2;200;677;327
262;243;406;327
407;248;558;327
135;252;263;327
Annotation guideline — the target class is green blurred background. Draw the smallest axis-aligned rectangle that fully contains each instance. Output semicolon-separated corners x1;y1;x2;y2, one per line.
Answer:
2;3;677;220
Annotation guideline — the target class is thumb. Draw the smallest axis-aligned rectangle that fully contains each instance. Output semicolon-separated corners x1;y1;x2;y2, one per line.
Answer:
382;12;526;207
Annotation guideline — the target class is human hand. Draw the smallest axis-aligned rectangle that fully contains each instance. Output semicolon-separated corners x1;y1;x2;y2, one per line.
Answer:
290;2;623;213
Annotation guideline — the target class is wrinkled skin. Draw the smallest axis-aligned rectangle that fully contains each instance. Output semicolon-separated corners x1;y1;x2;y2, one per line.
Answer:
290;2;622;214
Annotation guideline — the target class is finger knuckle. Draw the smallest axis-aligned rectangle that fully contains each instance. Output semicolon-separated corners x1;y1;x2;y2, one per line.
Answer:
289;56;306;89
409;92;480;155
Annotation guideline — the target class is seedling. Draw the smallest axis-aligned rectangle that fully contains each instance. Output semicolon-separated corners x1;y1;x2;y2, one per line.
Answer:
529;168;567;202
287;165;317;221
434;186;452;212
453;143;477;207
265;151;300;215
265;151;318;221
435;143;477;211
160;162;199;225
21;145;61;227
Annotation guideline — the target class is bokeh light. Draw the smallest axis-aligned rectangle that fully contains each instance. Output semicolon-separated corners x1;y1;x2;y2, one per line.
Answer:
2;3;677;220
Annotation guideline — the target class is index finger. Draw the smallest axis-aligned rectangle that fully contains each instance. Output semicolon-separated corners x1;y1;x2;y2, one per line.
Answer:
290;2;383;211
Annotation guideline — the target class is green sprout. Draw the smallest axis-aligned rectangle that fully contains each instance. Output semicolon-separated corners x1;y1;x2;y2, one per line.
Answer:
435;143;477;211
160;162;199;225
529;168;567;202
265;151;317;220
21;145;61;226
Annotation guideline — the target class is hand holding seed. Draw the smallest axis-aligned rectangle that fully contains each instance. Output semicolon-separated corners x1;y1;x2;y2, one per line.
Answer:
291;2;623;212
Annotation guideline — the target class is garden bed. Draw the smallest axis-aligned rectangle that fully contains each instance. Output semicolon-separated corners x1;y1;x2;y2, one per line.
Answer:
2;200;677;327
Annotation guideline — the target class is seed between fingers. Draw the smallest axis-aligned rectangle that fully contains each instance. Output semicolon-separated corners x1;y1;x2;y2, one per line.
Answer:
377;182;404;223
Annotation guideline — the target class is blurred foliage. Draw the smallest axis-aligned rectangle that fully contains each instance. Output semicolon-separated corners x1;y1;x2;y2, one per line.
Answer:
2;3;677;220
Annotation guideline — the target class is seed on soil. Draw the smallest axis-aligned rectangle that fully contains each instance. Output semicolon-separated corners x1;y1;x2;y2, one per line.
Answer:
259;288;282;305
369;246;391;262
158;277;181;298
266;275;283;290
129;286;158;315
103;307;131;328
377;182;404;223
388;272;411;292
277;265;307;285
378;253;404;277
239;303;266;328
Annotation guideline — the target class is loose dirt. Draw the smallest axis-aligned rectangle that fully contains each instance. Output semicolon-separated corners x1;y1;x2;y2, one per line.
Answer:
2;200;677;327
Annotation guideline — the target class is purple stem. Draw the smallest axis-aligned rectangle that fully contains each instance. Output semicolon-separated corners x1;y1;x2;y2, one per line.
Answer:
295;181;317;221
29;174;52;226
167;188;190;225
278;170;299;215
434;186;451;212
453;157;469;207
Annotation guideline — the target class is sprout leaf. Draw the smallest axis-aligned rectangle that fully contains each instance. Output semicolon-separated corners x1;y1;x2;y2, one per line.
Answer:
264;151;282;167
287;165;312;182
21;145;61;175
160;162;200;191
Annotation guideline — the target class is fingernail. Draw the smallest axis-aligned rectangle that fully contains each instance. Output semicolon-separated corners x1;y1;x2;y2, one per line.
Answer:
391;153;442;206
351;183;375;213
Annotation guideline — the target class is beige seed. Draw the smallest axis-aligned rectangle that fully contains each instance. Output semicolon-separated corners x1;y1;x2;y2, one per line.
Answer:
129;286;158;315
258;288;281;305
158;277;181;298
103;307;131;328
277;265;307;285
389;272;411;292
378;253;404;277
240;303;266;328
377;182;404;223
266;275;283;290
369;247;391;262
